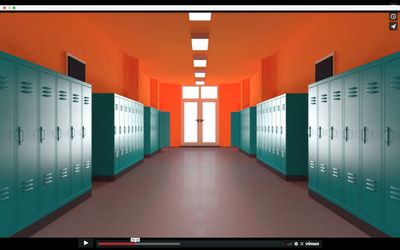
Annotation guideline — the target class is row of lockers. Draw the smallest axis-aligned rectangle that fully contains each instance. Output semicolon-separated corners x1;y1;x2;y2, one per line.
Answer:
0;51;92;237
308;52;400;237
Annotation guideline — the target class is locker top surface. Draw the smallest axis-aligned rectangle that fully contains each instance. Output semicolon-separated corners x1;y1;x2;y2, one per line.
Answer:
257;93;307;106
0;50;92;88
92;93;144;106
309;51;400;88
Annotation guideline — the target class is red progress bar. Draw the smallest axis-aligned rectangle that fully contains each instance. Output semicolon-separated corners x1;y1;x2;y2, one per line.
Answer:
98;242;136;246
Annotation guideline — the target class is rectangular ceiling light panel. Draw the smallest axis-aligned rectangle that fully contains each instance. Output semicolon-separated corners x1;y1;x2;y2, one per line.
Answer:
193;59;207;67
189;13;212;21
195;72;206;78
191;38;209;51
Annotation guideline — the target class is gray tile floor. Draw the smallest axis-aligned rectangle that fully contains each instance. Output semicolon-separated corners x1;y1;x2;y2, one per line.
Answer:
33;147;368;237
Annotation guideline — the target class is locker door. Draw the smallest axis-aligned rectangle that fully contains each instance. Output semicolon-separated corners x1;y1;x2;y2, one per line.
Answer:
129;102;133;165
56;77;71;202
16;64;39;225
361;65;383;224
329;78;344;203
262;104;266;163
344;73;361;212
124;101;129;166
114;96;120;173
256;105;260;159
0;57;15;236
267;102;271;165
82;85;92;190
70;82;82;194
280;97;287;170
308;86;318;189
270;102;275;166
384;58;400;234
39;71;57;212
317;83;330;195
134;103;138;163
276;98;282;171
140;106;144;158
119;99;125;170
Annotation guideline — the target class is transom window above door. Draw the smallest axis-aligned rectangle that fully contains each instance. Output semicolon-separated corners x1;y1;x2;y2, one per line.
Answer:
182;86;218;99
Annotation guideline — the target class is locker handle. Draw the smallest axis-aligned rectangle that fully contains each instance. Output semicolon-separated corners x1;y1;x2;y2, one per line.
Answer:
124;126;126;134
114;126;116;135
330;126;334;140
82;126;86;138
71;126;75;139
276;126;278;134
280;126;283;134
318;126;322;139
57;127;62;141
362;127;367;144
40;127;46;143
119;126;121;134
385;127;391;146
344;126;348;141
271;126;273;133
308;126;311;138
18;127;24;145
268;126;270;133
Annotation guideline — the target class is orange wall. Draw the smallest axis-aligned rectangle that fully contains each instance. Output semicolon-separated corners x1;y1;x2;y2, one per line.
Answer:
150;79;159;108
139;72;151;106
159;83;182;147
0;13;129;96
241;79;250;108
123;53;139;100
261;53;278;100
219;84;241;147
276;13;400;94
249;70;261;106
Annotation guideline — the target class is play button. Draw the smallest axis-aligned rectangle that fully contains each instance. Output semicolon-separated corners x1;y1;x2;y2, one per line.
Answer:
79;239;94;248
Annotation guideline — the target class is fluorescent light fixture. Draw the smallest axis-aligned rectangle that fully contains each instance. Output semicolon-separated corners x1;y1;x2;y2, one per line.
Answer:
195;72;206;78
189;12;212;21
195;80;205;85
193;59;207;67
191;38;209;51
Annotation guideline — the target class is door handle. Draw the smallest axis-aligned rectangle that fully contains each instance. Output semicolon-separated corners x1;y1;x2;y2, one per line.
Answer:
40;126;46;143
268;126;270;133
82;126;86;138
344;126;349;142
330;126;334;140
57;127;62;141
71;126;75;139
119;126;121;134
385;127;391;146
114;126;116;135
318;126;322;139
18;127;24;145
276;126;278;134
281;126;283;134
308;126;311;138
362;126;367;144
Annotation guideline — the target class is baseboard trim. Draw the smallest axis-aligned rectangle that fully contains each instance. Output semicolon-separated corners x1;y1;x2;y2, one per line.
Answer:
239;149;256;158
144;149;161;158
93;160;144;181
257;160;307;181
308;189;389;237
12;190;92;237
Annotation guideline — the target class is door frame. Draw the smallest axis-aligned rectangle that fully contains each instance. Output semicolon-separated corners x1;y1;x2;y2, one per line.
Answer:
181;86;219;146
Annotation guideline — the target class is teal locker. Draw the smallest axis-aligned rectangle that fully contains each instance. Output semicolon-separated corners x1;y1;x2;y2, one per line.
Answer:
133;103;138;163
270;102;276;166
114;96;120;172
344;72;361;213
119;99;125;171
16;63;39;227
160;111;171;148
0;55;15;236
255;107;261;157
140;107;144;157
129;102;134;165
124;100;129;165
280;97;286;170
82;84;92;189
264;103;268;163
361;65;383;224
308;86;318;189
384;58;400;235
70;82;82;194
317;83;330;195
276;98;282;171
266;102;271;164
56;77;71;203
231;112;240;147
329;78;344;203
239;107;257;155
38;70;57;212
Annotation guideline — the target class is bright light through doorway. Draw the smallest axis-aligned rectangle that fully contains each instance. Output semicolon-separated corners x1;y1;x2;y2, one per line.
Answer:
188;12;212;21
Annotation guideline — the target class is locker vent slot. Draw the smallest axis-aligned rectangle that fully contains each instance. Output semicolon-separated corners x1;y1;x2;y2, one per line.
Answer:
332;168;340;178
43;172;53;185
389;76;400;90
0;187;10;202
72;94;80;103
85;160;91;169
310;96;317;105
0;75;10;90
319;163;328;173
389;186;400;201
346;172;356;184
365;178;377;192
282;104;286;110
347;86;358;98
73;164;80;173
277;105;280;111
20;81;34;94
115;104;118;110
84;96;90;105
58;90;67;101
332;91;341;101
60;168;68;179
366;82;379;94
309;160;316;169
22;178;34;193
41;86;53;97
320;94;328;103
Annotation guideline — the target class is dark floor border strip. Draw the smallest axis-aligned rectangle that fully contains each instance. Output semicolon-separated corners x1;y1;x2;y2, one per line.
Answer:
308;190;389;238
93;160;144;181
239;149;256;158
144;149;162;158
257;160;307;181
12;190;92;237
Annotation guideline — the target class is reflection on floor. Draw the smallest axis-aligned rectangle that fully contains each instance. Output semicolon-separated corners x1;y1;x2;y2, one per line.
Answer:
33;147;367;237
